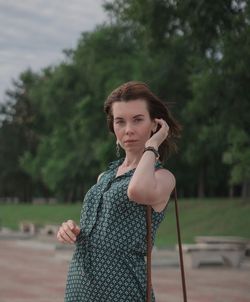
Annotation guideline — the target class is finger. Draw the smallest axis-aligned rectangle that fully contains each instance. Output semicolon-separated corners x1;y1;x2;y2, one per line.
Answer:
56;225;74;243
162;119;169;127
59;228;75;243
57;230;67;243
154;118;169;131
154;118;161;123
165;122;169;131
63;223;77;242
57;231;66;243
67;220;76;231
56;231;61;241
154;118;167;125
74;225;81;236
160;119;169;131
67;220;80;236
67;220;81;238
62;223;76;242
158;120;169;140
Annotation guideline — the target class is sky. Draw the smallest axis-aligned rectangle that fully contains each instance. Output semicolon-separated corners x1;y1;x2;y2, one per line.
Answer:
0;0;107;103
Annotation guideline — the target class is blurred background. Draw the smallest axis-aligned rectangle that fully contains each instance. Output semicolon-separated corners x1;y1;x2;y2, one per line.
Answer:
0;1;250;302
0;0;249;245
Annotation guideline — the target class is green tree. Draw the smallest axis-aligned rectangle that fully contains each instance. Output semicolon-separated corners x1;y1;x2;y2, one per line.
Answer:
0;70;49;202
20;25;139;201
1;0;249;201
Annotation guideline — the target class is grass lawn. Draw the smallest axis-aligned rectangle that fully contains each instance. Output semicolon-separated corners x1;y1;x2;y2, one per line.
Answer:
156;198;250;247
0;198;249;247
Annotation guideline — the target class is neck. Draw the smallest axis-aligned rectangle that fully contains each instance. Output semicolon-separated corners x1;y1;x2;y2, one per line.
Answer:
122;150;144;168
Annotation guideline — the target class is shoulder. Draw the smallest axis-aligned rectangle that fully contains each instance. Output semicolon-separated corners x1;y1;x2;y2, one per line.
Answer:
107;158;124;170
97;172;105;182
97;158;124;182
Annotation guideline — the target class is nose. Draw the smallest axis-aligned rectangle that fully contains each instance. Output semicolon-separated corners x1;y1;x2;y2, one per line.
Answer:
125;122;134;134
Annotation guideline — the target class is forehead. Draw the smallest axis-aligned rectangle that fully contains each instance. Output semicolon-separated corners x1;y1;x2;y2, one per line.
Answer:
112;99;149;117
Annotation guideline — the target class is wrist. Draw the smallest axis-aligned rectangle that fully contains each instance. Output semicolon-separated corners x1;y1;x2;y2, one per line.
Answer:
143;146;160;160
145;141;159;150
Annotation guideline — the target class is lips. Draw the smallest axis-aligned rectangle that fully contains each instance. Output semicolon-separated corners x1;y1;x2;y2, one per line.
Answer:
124;140;137;143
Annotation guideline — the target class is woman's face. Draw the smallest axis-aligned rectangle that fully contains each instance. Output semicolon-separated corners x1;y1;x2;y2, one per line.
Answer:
112;99;156;152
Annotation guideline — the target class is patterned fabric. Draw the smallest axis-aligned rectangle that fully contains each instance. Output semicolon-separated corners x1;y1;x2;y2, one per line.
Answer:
65;158;168;302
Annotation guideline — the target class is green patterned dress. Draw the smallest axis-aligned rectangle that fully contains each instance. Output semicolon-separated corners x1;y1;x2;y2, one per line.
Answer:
64;158;168;302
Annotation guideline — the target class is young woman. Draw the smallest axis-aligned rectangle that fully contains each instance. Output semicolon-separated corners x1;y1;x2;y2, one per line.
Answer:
57;81;181;301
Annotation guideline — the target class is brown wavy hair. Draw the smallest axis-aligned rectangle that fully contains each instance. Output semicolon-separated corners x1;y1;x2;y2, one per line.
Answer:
104;81;181;161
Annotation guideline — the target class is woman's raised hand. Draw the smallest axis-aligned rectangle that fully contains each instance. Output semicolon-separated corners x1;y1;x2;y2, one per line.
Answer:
56;220;80;244
146;118;169;149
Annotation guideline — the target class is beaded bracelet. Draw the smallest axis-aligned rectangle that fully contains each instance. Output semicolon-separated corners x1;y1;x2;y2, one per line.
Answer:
143;146;160;160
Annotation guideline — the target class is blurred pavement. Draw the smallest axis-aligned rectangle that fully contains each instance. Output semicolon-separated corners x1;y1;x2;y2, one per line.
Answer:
0;237;250;302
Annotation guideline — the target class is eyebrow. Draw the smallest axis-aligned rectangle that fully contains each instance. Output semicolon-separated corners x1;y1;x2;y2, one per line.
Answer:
114;114;145;120
133;114;145;118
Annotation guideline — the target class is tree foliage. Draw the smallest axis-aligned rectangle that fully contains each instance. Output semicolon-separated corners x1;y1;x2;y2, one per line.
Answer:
0;0;249;201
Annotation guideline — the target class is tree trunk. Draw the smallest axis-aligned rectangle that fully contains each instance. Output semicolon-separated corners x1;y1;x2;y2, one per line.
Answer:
198;165;205;198
242;180;250;200
229;185;234;198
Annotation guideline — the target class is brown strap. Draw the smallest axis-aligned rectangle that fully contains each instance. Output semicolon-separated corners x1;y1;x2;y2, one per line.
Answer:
146;187;187;302
146;205;152;302
173;187;187;302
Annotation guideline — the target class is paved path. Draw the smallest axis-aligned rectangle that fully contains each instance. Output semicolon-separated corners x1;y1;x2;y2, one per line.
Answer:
0;239;249;302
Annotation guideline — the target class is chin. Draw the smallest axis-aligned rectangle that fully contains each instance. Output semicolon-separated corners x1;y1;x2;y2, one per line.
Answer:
125;146;142;152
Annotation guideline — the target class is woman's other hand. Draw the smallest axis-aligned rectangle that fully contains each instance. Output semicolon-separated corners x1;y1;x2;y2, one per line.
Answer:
56;220;80;244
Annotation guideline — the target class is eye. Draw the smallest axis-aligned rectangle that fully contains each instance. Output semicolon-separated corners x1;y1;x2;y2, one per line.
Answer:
134;118;143;123
115;120;124;125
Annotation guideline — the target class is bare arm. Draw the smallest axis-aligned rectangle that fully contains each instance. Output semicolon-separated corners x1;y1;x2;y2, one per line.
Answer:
127;150;175;205
128;118;175;206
